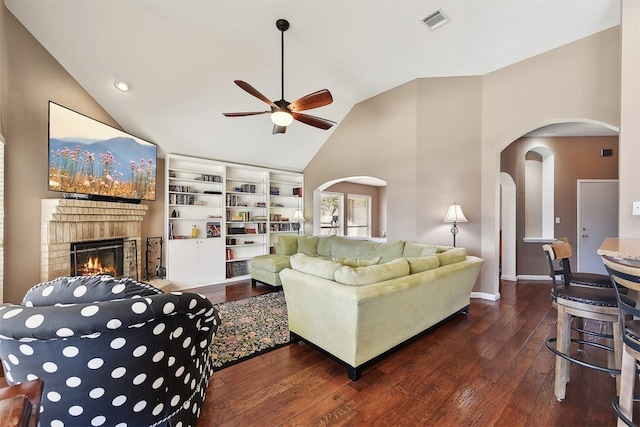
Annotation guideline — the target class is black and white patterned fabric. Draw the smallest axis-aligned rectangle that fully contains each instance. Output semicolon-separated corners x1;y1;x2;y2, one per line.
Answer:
0;275;220;427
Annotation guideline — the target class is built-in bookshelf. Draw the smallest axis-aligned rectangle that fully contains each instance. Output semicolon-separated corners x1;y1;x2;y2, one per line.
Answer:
165;154;303;289
268;172;304;250
224;166;268;279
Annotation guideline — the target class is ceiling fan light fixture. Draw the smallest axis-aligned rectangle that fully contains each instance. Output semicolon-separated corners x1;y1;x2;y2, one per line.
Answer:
271;109;294;126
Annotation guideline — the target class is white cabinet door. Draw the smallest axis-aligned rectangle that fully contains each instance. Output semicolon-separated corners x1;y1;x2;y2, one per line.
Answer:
195;238;225;284
167;239;225;289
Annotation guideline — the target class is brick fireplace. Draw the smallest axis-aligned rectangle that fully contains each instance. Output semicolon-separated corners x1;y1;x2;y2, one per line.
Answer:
41;199;148;282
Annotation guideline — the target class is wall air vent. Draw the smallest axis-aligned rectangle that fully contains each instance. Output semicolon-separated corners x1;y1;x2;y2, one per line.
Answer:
422;8;451;31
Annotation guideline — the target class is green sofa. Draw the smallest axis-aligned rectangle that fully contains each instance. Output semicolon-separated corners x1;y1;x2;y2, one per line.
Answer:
252;235;484;380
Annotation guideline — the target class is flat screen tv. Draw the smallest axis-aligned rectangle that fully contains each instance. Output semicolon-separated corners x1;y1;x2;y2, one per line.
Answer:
48;101;157;202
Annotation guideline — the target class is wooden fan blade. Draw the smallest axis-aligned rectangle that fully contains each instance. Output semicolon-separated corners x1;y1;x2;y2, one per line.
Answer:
234;80;276;108
288;89;333;112
272;124;287;134
292;112;336;130
223;111;270;117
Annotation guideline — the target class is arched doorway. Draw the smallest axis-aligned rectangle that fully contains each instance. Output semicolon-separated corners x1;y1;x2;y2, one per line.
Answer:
499;120;619;281
313;176;387;238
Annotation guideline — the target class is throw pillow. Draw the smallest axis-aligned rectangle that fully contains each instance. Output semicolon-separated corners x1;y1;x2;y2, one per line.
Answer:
334;257;410;286
332;256;381;267
289;253;343;280
317;236;333;257
403;241;438;258
297;236;320;256
405;255;440;274
437;248;467;266
276;235;298;255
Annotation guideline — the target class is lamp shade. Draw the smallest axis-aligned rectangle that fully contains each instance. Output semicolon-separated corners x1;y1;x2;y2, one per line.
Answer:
443;203;468;223
293;210;305;222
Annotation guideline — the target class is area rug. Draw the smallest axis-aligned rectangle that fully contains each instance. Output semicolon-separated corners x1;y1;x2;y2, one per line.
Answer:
210;290;291;370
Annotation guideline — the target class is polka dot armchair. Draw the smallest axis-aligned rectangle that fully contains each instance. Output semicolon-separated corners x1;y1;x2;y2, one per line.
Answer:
0;275;220;427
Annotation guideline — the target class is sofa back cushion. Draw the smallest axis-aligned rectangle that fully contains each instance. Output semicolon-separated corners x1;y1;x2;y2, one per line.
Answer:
289;253;344;280
317;236;333;257
334;257;410;286
403;241;438;258
406;255;440;274
362;240;405;264
437;247;468;266
330;236;365;258
276;235;298;255
297;236;320;256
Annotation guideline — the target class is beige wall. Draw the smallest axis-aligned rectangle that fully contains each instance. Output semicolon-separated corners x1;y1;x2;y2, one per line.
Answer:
306;27;621;298
304;80;418;240
480;27;621;297
619;0;640;238
1;6;164;303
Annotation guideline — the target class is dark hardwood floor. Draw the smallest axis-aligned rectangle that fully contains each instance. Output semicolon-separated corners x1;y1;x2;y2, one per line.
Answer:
0;280;626;425
193;279;626;426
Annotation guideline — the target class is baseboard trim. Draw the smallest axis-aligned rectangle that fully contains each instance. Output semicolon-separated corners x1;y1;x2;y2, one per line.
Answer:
517;274;552;281
471;291;501;301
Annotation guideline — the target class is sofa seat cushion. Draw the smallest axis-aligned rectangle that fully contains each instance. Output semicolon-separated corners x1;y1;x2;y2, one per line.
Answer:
332;256;381;267
403;241;438;258
362;240;405;264
334;257;410;286
437;248;468;266
250;254;292;273
290;253;344;280
406;255;440;274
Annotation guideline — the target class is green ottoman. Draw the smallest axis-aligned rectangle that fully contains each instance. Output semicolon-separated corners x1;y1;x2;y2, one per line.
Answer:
250;254;292;287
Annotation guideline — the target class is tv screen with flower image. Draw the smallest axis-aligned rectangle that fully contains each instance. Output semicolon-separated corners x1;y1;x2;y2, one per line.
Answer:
48;101;157;202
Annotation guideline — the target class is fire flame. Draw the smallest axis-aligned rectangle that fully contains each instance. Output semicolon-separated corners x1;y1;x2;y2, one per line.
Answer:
80;256;116;276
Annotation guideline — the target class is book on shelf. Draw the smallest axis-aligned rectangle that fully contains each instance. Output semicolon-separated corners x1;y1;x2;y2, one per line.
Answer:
206;221;221;238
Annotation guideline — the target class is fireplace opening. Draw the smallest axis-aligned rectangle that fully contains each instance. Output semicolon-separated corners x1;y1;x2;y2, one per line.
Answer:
71;239;124;277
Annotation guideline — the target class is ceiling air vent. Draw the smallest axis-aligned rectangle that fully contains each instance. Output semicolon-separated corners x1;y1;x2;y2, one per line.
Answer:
422;8;450;31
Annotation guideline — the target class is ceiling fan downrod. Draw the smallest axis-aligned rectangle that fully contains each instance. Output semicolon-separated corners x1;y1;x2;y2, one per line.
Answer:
276;19;289;102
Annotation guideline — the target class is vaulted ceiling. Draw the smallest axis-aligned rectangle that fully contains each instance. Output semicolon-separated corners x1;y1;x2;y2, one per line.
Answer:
5;0;620;171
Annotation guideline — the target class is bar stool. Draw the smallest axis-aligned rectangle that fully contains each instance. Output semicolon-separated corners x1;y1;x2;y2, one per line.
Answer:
543;240;633;401
603;256;640;426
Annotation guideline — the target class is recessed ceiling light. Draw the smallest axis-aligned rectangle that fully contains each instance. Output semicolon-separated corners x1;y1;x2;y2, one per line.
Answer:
114;79;133;92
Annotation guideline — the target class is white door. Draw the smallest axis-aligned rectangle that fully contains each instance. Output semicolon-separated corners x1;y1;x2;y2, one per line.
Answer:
577;179;618;274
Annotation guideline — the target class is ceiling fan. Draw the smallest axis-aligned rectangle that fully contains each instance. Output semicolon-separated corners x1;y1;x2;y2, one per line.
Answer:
223;19;336;135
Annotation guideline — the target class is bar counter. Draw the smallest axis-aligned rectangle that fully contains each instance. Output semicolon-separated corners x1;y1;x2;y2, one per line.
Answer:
598;238;640;262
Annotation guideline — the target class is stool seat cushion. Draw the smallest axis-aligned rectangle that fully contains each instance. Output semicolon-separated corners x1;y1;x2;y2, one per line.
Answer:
556;285;635;307
570;272;615;288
